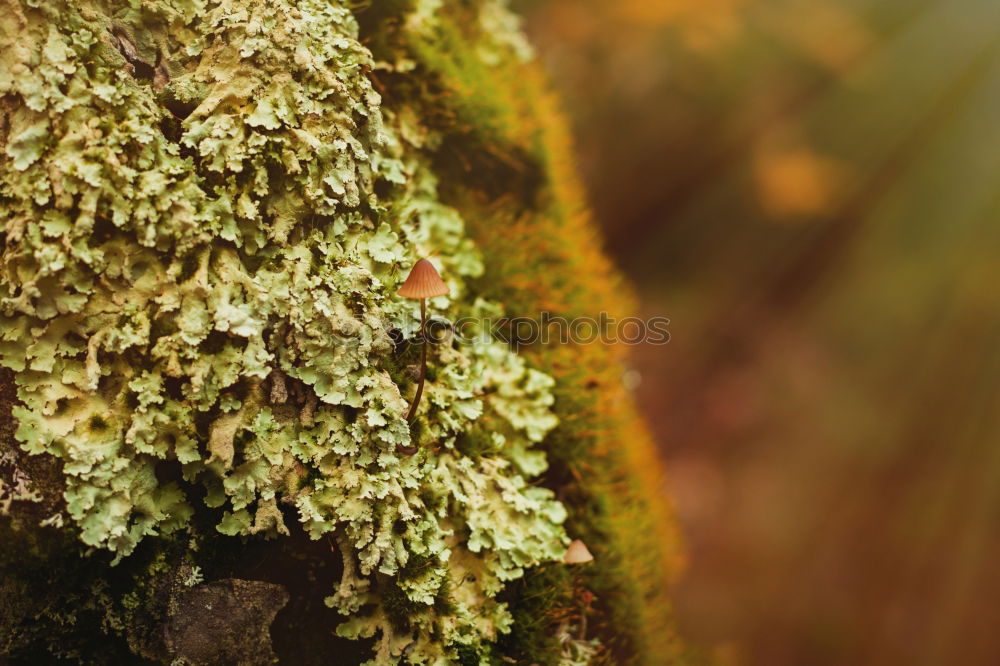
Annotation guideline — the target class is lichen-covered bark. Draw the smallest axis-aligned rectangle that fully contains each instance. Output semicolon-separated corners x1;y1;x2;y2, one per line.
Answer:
1;1;691;664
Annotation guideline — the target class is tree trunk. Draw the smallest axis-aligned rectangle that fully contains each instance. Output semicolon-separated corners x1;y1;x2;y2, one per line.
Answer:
0;1;689;663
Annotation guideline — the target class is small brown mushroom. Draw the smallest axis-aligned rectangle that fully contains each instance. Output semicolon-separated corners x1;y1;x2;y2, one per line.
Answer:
396;259;449;454
397;258;450;301
563;539;594;564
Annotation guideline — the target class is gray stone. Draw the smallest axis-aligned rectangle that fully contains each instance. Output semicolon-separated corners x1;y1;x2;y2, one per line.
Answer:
165;579;289;666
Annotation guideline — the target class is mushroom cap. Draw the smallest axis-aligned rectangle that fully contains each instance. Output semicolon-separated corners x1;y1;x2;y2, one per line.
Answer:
397;258;450;299
563;539;594;564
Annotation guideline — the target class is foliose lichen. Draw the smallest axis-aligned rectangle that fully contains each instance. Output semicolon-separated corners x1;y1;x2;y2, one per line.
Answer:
0;0;579;661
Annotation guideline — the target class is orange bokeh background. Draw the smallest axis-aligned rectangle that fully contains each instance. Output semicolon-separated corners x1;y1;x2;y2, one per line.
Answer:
518;1;1000;664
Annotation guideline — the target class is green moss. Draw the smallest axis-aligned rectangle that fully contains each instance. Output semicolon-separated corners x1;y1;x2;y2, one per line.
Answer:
382;2;695;663
454;427;495;460
381;578;424;634
497;563;573;662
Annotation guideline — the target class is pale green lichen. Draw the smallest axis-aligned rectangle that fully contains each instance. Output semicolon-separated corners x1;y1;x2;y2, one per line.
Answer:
0;0;575;661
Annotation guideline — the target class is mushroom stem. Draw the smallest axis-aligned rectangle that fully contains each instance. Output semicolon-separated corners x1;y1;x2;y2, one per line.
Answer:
405;298;427;423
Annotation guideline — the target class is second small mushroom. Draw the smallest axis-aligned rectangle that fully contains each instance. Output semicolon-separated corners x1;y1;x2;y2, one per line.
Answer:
563;539;594;564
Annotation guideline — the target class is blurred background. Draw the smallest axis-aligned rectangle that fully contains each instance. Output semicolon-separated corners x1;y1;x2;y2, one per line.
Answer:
515;0;1000;664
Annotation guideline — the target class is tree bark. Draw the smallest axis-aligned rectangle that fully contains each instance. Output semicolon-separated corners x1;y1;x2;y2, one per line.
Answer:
0;1;689;663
